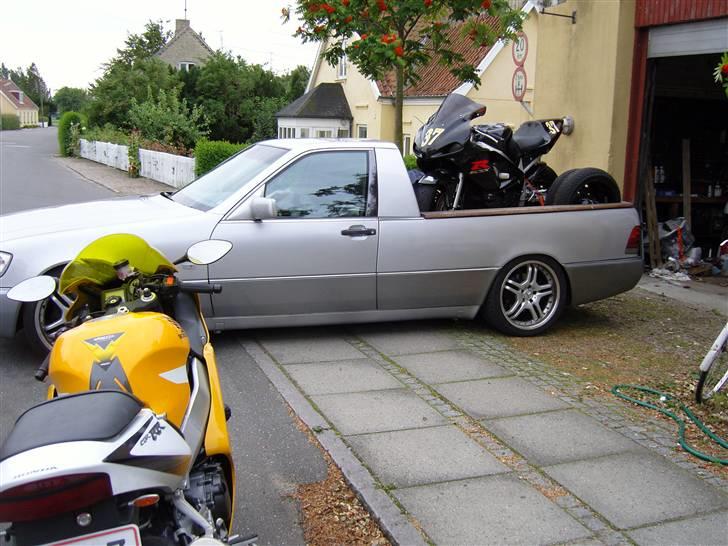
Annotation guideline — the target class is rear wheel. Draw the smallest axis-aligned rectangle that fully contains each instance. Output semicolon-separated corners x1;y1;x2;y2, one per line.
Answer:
22;266;72;355
546;168;620;205
483;256;567;336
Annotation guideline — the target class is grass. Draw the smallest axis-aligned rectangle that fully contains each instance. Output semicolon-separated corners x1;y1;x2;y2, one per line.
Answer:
486;288;727;471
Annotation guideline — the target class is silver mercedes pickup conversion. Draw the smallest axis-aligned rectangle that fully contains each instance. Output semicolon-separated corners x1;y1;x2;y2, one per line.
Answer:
0;139;643;352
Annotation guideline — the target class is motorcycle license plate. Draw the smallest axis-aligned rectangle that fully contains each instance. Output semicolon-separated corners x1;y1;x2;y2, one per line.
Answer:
43;525;141;546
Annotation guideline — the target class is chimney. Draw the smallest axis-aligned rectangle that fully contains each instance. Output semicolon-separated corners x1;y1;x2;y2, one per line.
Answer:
175;19;190;35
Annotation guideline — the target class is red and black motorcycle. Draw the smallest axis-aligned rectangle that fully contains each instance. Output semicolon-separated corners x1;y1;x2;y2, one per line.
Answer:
412;94;620;211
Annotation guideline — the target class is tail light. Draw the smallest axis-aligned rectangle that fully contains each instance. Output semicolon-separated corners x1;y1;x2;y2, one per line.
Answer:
625;225;641;255
0;473;112;522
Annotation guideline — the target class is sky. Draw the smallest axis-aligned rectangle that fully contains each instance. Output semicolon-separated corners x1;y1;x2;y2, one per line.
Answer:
0;1;318;93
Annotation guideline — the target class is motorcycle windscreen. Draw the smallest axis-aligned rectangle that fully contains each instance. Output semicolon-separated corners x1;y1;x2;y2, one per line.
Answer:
414;94;486;156
59;233;177;295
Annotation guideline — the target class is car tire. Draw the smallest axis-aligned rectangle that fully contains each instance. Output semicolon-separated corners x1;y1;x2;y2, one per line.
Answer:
483;255;568;336
22;265;72;355
546;168;621;205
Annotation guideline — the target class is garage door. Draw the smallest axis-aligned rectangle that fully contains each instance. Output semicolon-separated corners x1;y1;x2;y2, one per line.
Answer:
648;18;728;58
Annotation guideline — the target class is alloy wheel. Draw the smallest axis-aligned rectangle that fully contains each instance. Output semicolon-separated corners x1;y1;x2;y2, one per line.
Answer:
499;260;559;331
33;284;74;351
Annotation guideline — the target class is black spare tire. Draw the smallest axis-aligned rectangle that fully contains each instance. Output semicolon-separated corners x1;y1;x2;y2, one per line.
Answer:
545;168;621;205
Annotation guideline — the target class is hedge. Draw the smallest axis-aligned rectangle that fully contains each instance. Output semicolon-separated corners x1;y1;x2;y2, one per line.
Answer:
58;111;87;156
195;139;246;176
0;114;20;130
403;154;418;170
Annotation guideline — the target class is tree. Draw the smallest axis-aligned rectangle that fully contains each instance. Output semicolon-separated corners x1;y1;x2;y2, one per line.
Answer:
54;87;90;114
112;20;172;66
2;62;52;118
286;0;523;150
283;65;311;101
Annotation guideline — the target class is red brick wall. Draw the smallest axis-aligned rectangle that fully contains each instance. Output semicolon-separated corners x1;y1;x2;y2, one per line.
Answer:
635;0;728;28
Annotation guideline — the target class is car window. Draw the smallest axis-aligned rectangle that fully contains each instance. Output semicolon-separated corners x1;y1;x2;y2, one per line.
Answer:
172;144;288;211
265;151;370;218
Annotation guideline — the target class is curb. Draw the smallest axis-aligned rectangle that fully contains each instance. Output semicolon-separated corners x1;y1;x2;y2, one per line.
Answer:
240;339;427;546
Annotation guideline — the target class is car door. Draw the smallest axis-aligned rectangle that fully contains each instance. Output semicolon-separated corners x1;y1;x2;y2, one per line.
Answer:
208;149;378;322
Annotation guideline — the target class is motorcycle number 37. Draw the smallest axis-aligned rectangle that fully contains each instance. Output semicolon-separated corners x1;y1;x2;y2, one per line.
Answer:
43;525;141;546
422;127;445;146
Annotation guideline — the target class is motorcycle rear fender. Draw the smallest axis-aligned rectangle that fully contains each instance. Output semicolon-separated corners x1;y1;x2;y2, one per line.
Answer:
0;410;190;497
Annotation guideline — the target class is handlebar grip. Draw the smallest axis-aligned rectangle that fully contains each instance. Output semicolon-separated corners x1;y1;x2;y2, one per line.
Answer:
179;282;222;294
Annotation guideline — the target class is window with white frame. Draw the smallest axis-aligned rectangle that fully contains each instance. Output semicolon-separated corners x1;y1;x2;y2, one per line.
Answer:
338;128;349;138
178;62;196;71
299;128;309;138
315;129;334;138
337;42;347;79
403;135;411;156
357;124;368;139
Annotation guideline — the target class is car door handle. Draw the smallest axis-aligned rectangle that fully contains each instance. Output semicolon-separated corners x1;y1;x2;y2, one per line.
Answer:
341;226;376;237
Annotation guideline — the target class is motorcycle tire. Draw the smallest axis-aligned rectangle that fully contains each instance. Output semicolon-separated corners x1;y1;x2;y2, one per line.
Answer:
482;255;568;337
545;168;620;205
413;183;436;212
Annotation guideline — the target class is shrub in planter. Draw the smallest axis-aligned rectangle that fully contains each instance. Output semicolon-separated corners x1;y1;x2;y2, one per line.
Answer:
195;139;246;176
403;154;418;170
0;114;20;130
58;111;87;156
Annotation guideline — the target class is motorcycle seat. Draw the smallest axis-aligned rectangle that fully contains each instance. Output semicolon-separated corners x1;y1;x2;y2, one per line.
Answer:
0;390;142;462
512;122;551;154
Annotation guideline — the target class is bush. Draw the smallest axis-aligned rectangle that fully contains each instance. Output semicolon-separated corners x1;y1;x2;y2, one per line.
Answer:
129;89;208;152
403;154;418;170
58;111;87;156
0;114;20;130
195;139;246;176
83;124;129;146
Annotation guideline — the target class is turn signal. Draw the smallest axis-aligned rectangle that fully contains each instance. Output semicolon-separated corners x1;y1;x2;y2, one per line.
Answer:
625;225;641;255
130;493;160;508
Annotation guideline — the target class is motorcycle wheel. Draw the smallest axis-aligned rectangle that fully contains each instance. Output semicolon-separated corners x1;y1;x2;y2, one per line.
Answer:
22;265;73;355
545;168;620;205
413;183;436;212
482;255;567;336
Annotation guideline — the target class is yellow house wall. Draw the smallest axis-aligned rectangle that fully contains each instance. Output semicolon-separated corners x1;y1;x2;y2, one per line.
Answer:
531;0;635;185
314;56;385;138
0;93;17;116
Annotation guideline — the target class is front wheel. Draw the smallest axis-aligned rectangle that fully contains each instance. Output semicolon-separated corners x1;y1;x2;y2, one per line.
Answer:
482;256;568;336
22;266;73;355
695;325;728;403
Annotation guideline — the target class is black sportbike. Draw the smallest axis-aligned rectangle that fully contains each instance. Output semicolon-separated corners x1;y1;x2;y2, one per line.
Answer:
412;94;620;211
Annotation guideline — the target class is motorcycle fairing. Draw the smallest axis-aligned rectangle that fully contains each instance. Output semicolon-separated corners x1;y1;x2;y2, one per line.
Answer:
0;410;191;498
512;119;565;160
414;94;486;158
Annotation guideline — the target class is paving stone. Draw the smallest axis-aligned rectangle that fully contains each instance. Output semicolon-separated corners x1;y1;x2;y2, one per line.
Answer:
394;475;591;545
394;350;511;384
310;389;447;435
355;324;460;356
626;511;728;546
346;425;508;488
283;359;403;395
435;377;569;419
544;452;728;530
256;330;364;364
483;410;641;465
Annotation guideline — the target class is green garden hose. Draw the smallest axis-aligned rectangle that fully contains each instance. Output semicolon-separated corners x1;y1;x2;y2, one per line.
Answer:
611;385;728;465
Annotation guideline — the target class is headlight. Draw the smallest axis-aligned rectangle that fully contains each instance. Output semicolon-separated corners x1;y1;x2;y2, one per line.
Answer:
0;252;12;277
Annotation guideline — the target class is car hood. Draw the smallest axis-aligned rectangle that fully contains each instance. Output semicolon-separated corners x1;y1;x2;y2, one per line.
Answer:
0;194;203;243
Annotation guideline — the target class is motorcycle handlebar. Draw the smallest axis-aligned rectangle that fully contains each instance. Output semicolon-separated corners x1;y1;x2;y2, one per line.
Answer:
179;282;222;294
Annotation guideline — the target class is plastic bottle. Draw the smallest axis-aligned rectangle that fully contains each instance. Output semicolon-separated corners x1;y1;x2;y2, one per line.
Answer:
715;184;723;198
708;184;714;198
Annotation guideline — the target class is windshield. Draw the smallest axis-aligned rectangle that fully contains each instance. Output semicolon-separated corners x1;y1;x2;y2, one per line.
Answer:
415;94;485;156
172;144;288;211
59;234;175;295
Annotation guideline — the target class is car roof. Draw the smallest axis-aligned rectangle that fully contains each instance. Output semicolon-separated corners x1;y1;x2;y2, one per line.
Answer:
259;138;399;152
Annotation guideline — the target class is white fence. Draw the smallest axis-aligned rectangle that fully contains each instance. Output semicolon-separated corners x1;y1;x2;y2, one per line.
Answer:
79;139;196;189
79;139;129;171
139;148;196;189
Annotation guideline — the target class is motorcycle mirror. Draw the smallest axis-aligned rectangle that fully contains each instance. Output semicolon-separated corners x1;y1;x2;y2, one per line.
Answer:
470;106;487;120
7;275;56;302
185;240;233;266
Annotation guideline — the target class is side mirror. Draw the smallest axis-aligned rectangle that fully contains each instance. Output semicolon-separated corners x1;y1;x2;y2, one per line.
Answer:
8;276;56;302
250;197;278;221
185;240;233;266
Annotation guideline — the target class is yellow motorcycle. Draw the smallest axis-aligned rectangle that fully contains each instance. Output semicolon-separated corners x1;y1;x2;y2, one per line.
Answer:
0;234;253;546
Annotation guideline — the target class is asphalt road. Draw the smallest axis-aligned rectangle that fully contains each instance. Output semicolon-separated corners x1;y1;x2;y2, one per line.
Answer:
0;129;328;544
0;127;111;214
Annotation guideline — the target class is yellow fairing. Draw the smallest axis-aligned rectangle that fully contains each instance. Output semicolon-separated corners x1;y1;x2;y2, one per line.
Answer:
49;312;191;428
